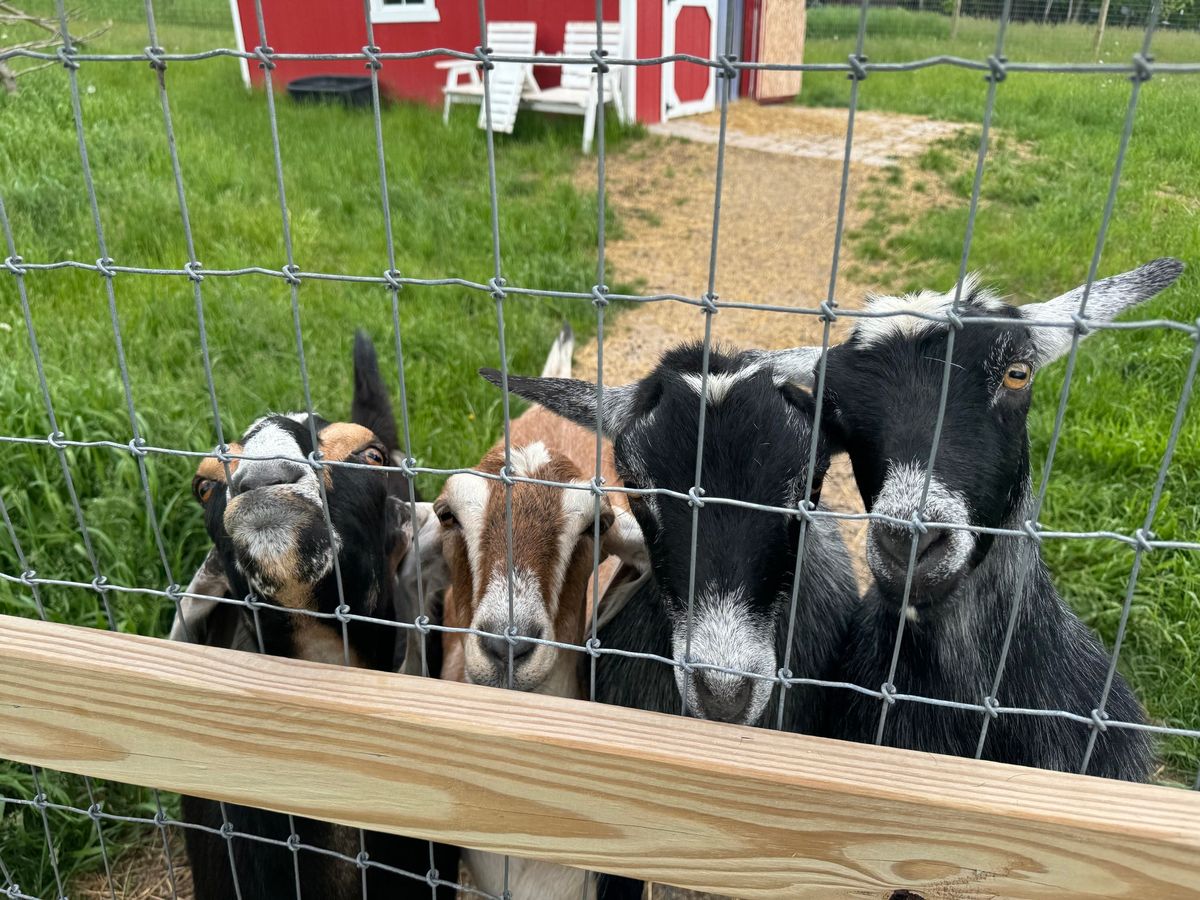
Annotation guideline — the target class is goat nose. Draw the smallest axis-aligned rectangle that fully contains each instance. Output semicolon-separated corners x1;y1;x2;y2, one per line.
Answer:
693;671;753;723
481;625;542;667
232;459;308;495
874;523;946;566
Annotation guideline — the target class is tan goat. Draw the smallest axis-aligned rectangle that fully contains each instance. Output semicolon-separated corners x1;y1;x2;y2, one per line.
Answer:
429;326;647;899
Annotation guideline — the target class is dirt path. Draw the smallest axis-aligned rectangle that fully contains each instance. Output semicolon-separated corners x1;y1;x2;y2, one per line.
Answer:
579;105;963;588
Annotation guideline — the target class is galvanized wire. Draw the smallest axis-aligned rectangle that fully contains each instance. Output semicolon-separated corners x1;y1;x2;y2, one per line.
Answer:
1;4;1199;896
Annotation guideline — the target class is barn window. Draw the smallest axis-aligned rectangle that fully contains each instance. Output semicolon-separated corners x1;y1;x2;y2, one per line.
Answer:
369;0;440;24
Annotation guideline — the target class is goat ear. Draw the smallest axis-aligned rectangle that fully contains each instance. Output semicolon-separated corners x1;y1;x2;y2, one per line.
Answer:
478;368;637;437
747;346;825;390
600;506;649;573
351;330;400;453
168;548;231;644
1021;258;1184;366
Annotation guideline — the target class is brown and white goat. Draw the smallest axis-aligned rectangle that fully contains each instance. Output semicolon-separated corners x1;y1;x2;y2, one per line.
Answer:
424;326;646;899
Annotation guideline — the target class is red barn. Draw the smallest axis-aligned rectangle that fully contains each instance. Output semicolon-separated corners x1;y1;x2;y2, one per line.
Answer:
228;0;805;125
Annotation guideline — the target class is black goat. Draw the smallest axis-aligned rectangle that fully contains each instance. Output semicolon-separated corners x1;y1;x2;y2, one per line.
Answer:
172;331;458;899
758;258;1183;780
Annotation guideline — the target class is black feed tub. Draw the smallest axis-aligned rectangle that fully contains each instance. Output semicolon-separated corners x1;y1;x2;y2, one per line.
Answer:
286;75;374;107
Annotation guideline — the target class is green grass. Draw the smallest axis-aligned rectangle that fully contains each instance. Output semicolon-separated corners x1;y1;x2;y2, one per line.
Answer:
0;10;633;892
803;9;1200;780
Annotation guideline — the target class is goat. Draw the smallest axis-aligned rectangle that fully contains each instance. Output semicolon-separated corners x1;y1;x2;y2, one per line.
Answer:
170;330;459;899
757;258;1183;780
483;342;859;731
426;325;645;900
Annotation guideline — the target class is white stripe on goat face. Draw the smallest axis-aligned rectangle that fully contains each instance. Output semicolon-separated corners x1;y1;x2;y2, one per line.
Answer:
233;420;323;506
672;586;776;725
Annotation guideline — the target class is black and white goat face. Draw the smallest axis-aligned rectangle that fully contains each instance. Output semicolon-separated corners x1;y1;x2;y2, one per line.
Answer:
761;258;1184;608
193;414;407;626
482;343;832;726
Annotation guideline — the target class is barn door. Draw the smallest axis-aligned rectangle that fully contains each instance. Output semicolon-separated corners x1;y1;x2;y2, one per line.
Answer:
662;0;718;119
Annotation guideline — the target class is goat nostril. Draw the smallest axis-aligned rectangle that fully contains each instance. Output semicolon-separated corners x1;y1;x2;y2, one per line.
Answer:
482;626;542;665
694;672;753;722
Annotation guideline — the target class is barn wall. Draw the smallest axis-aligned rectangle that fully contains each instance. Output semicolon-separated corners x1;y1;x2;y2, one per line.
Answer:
236;0;620;106
634;0;662;122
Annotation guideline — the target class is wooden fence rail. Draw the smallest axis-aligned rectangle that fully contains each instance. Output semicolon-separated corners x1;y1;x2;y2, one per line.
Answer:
1;614;1198;899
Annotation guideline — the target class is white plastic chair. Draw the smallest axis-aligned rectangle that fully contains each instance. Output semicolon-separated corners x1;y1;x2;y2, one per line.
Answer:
521;21;626;154
438;21;537;135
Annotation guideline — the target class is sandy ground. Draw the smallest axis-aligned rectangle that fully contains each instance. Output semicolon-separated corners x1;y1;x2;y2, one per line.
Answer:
70;103;962;900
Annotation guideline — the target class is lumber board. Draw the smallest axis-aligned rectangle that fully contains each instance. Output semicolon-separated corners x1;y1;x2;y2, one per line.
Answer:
0;614;1197;899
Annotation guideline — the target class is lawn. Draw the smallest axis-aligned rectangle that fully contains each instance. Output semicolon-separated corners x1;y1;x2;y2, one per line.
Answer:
801;8;1200;779
0;7;627;894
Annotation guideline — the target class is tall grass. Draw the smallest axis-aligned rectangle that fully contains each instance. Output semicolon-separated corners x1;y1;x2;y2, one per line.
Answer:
803;8;1200;779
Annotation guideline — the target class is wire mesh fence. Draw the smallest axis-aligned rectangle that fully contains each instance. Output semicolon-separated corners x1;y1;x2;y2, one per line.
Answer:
1;0;1198;896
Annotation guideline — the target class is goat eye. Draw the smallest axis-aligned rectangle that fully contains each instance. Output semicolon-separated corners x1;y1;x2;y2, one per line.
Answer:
1002;362;1033;391
192;477;218;505
361;446;386;466
434;500;459;529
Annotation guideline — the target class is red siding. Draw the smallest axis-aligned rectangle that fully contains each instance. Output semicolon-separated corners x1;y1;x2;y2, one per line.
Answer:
635;0;662;123
671;6;710;104
238;0;619;106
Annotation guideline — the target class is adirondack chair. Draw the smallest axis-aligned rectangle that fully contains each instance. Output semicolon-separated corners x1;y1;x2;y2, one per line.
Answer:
437;21;536;135
522;21;626;154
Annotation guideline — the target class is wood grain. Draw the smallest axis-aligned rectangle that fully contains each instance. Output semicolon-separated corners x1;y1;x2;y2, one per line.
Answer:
0;614;1197;899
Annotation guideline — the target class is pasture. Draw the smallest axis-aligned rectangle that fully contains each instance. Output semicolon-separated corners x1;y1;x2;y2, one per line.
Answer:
0;3;1197;896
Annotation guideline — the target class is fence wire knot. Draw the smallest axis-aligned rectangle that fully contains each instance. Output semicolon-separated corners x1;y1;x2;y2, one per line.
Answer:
153;809;168;827
589;48;610;74
488;275;507;300
777;667;794;688
981;695;1001;720
127;437;148;458
880;682;898;705
1089;708;1110;733
818;300;838;324
585;636;602;658
56;45;79;70
943;306;964;331
795;498;817;526
383;268;404;291
1021;519;1043;543
334;603;352;623
306;449;325;472
220;821;235;839
847;53;868;82
355;850;370;869
716;54;738;80
216;443;234;464
95;257;117;279
473;45;494;71
32;793;48;810
20;569;36;587
253;45;276;70
908;512;929;536
591;284;610;308
47;430;67;450
286;833;301;852
1131;52;1154;82
86;802;103;822
699;292;719;315
91;575;110;594
184;260;205;282
144;46;167;71
3;254;25;276
282;264;301;286
165;583;183;603
503;624;521;647
687;486;706;508
986;54;1008;83
414;614;431;635
363;45;382;71
242;592;263;612
1071;311;1093;338
497;465;515;487
425;869;441;889
1133;528;1155;553
396;456;418;479
589;475;606;496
